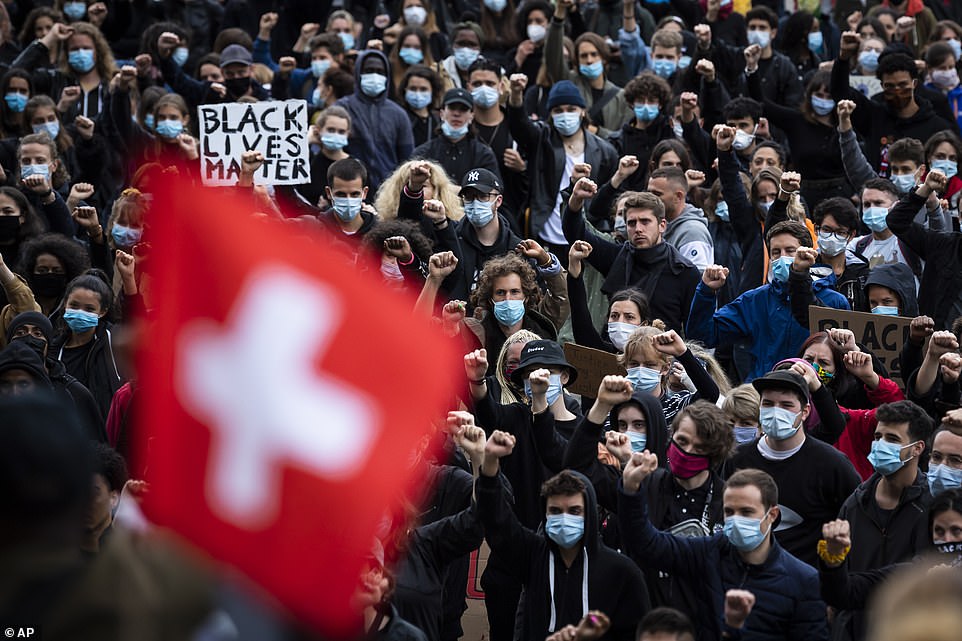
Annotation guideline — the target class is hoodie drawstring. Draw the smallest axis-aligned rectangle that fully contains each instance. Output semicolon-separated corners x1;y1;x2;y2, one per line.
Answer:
547;548;589;633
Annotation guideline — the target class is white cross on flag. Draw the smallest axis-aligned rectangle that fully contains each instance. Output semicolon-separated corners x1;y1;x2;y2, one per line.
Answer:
136;177;460;637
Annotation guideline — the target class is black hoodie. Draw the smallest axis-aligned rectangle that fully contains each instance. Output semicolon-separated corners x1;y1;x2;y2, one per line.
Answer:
862;262;919;317
0;341;52;389
476;469;650;641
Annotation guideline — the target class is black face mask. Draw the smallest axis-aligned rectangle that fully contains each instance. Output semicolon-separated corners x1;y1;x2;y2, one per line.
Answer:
14;335;47;361
224;77;252;98
30;272;66;299
0;216;19;242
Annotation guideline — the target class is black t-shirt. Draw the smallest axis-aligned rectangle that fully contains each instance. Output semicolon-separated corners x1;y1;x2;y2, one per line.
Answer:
667;476;713;529
60;340;93;384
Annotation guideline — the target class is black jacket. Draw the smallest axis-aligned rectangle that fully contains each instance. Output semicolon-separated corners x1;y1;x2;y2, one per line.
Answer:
411;134;501;187
51;324;124;422
439;214;522;302
608;116;675;191
47;357;106;442
862;262;919;317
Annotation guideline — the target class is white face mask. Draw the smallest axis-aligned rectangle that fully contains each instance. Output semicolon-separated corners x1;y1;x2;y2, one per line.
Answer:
732;126;756;151
527;23;546;43
403;5;427;26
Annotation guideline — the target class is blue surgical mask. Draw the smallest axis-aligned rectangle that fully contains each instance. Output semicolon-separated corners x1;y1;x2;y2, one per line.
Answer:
714;200;730;222
807;31;823;53
810;95;836;116
453;47;480;71
633;103;659;122
858;50;880;72
144;114;155;130
484;0;507;10
890;173;916;194
747;30;771;49
405;89;432;110
20;163;50;180
173;46;190;67
871;305;899;316
579;61;604;79
759;405;800;440
337;32;355;50
311;59;331;78
932;159;959;180
524;373;564;405
441;120;469;139
111;223;142;248
399;47;424;65
360;73;387;97
733;425;758;444
552;112;581;136
471;85;500;109
769;256;793;284
606;321;636;351
679;55;691;69
63;308;100;333
464;199;495;227
949;39;962;61
332;196;362;222
652;59;677;79
862;205;889;232
545;513;584;548
673;121;684;139
627;431;647;453
929;464;962;495
321;132;348;150
724;514;770;551
312;88;322;107
155;119;184;139
758;199;773;213
626;365;662;392
4;92;26;113
493;299;525;326
68;48;95;74
817;231;848;257
63;1;86;20
868;439;916;476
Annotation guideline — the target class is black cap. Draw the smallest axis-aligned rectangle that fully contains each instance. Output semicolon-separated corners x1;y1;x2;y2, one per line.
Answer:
510;340;578;387
459;168;502;196
442;87;473;109
751;370;810;404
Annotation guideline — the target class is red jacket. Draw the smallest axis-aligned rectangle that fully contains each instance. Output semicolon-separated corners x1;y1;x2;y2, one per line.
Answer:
837;377;904;480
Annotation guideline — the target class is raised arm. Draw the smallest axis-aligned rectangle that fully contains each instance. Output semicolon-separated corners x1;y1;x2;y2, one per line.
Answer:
652;330;720;404
836;99;878;189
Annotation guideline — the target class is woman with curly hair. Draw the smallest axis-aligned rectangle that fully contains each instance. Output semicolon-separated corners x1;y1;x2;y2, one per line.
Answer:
362;218;433;292
16;232;90;315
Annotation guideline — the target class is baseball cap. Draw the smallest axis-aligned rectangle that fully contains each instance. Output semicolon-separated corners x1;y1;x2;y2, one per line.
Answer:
751;370;810;405
510;340;578;387
220;44;253;68
442;87;473;109
459;168;502;196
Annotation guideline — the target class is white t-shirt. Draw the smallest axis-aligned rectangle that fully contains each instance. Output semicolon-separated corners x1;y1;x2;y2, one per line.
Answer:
542;151;584;245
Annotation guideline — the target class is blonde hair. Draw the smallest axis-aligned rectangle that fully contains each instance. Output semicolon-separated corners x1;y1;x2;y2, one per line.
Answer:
868;564;962;641
687;341;731;395
617;321;668;369
722;384;760;425
374;159;464;221
495;329;541;405
250;63;273;87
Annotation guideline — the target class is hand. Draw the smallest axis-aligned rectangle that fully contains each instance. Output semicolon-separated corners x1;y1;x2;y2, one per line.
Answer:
42;23;73;49
22;173;51;195
694;24;712;50
789;360;821;391
839;31;860;61
596;375;633;406
115;250;136;282
568;177;598;212
464;348;489;382
277;56;297;77
843;350;878;386
896;15;916;35
383;236;413;262
300;22;320;40
209;82;227;99
910;315;935;344
484;430;517;459
724;590;756;629
943;408;962;429
503;148;526;173
514;40;536;67
623;450;658;493
779;171;801;194
604;430;632;465
555;0;574;18
528;368;551;397
829;328;858;353
941;352;962;384
58;85;82;111
695;58;715;82
822;519;851;559
509;72;528;101
924;168;948;195
744;44;761;71
120;479;149;504
71;205;100;235
755;116;770;140
366;39;384;52
928;331;960;359
422;198;446;223
134;53;153;77
846;11;863;32
575;611;611;640
714;125;735;152
836;99;855;132
373;13;391;29
568;239;592;278
613;155;640;187
680;92;698;121
177;134;198;159
702;264;729;291
791;246;818;272
407;161;431;191
157;31;180;58
685;169;705;189
240;150;264;176
447;411;485;464
67;182;95;210
652;330;686;357
428;251;457;281
516;239;551;266
571;162;592;184
259;12;279;37
87;2;107;26
442;300;467;327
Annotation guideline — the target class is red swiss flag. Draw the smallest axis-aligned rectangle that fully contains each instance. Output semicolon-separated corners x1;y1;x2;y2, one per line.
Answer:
136;177;460;637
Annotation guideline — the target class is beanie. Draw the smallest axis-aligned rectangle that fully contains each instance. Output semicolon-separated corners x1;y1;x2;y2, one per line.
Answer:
546;80;586;111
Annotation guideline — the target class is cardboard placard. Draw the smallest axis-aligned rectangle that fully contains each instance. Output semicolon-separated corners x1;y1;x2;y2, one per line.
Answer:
198;100;310;186
563;343;627;397
808;306;914;387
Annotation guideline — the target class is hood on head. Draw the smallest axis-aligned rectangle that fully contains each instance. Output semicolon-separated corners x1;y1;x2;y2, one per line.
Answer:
608;389;669;466
0;341;52;388
354;49;392;100
542;469;602;555
863;262;918;317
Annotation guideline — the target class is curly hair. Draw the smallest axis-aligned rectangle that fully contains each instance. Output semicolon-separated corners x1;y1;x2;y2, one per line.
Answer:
671;400;734;468
374;159;464;222
540;469;586;500
624;72;673;110
362;218;434;261
60;22;118;80
469;252;542;312
16;232;90;279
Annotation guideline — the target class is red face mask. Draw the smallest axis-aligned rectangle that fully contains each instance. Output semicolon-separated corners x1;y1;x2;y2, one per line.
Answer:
667;440;711;479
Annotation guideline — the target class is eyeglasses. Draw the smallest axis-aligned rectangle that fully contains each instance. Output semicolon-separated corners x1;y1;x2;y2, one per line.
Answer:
816;227;850;241
462;192;496;203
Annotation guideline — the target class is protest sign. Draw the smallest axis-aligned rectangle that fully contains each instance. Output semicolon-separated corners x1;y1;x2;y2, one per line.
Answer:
808;306;914;387
563;343;626;397
198;100;310;186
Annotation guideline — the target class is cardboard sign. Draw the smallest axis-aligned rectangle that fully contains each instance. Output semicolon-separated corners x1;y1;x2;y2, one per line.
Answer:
198;100;310;186
808;306;914;387
563;343;626;397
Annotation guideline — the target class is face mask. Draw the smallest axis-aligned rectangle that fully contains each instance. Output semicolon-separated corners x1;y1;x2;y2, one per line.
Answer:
769;256;793;284
14;335;48;360
668;440;711;479
403;6;427;26
524;373;564;405
890;173;916;194
4;92;26;113
68;48;95;74
545;513;584;548
614;214;626;234
471;85;500;109
810;95;836;116
155;119;184;139
884;85;914;111
360;73;387;97
928;464;962;495
679;55;692;69
312;88;323;107
463;199;495;227
63;1;86;20
807;31;823;53
338;32;355;50
817;230;848;257
311;59;331;78
405;89;432;110
111;223;142;248
33;120;60;140
173;46;190;67
30;272;66;299
224;76;252;97
626;365;662;392
747;29;771;49
552;112;581;137
607;321;636;351
652;59;677;79
627;431;647;453
0;215;18;240
867;439;917;476
733;425;758;444
21;163;50;180
453;47;480;70
493;299;525;326
759;405;801;440
580;61;604;79
484;0;507;10
931;69;960;91
714;200;730;222
144;114;155;130
633;103;659;122
331;196;362;222
809;361;834;385
63;308;100;333
441;120;469;139
321;132;348;150
858;50;880;72
932;159;959;180
871;305;899;316
527;24;546;43
949;39;962;61
724;513;771;551
862;205;889;232
732;127;756;151
399;47;424;65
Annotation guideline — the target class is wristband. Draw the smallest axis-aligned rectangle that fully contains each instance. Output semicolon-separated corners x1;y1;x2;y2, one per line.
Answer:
778;187;797;195
538;255;553;269
817;539;850;565
397;252;416;266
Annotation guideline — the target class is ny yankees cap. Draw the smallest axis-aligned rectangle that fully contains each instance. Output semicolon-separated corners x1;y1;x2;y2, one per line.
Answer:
459;168;502;196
